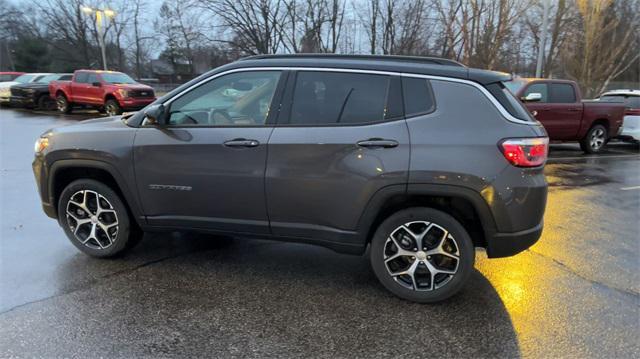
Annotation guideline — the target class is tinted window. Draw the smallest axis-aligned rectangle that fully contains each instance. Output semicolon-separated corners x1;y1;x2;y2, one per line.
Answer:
601;95;640;109
524;83;548;102
102;73;136;84
289;72;390;125
13;74;37;83
75;72;89;83
549;83;576;103
87;73;99;84
59;74;72;81
168;71;281;126
402;77;435;116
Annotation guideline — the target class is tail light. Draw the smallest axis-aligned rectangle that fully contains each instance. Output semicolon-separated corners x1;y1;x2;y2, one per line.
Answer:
500;137;549;167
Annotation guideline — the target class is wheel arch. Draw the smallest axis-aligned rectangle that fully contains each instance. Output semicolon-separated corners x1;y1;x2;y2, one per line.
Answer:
358;184;497;249
48;160;144;228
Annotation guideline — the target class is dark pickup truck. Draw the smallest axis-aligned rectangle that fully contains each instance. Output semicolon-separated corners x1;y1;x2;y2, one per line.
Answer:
505;78;625;153
10;73;72;110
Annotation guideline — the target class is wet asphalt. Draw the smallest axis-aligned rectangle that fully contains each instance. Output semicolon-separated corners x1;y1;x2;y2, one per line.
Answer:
1;108;639;358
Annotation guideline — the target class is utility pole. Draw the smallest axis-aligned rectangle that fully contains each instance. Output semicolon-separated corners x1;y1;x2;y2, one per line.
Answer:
535;0;550;78
81;5;116;71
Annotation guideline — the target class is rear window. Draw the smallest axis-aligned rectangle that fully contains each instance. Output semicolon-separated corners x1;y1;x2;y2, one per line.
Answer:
402;77;435;117
601;95;640;109
289;71;390;125
487;82;535;122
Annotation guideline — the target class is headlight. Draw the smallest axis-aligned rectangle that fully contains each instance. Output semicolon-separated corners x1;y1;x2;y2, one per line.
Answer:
34;137;49;154
118;89;129;98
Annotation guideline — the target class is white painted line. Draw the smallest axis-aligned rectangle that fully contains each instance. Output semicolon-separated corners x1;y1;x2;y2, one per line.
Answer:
620;186;640;191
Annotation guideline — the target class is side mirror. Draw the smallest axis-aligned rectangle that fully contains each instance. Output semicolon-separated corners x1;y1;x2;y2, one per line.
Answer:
144;104;166;125
522;92;542;102
92;82;102;87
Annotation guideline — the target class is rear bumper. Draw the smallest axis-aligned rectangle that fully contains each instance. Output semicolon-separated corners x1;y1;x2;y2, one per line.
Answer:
486;221;543;258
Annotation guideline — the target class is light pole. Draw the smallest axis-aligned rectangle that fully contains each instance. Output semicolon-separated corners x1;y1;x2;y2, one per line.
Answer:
81;5;116;71
535;0;550;78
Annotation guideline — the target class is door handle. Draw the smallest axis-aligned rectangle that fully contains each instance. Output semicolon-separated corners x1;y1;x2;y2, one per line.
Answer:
356;138;399;148
224;138;260;148
567;108;581;112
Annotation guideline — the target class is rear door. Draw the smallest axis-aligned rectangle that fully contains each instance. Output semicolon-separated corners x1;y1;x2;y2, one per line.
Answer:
265;70;409;245
134;70;286;234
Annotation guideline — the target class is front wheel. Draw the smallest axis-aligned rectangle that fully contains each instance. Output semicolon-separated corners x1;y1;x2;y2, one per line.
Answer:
57;179;141;258
370;207;475;303
580;124;608;154
56;94;72;114
105;99;122;116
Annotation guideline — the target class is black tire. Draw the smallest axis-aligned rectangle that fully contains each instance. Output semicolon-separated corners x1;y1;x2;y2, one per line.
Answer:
37;95;53;110
105;99;122;116
579;124;608;154
370;207;475;303
57;179;141;258
56;94;72;114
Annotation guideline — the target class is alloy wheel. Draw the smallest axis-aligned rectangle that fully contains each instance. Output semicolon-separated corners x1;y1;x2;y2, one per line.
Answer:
105;103;118;116
383;221;460;291
590;128;605;150
56;97;67;112
65;190;119;250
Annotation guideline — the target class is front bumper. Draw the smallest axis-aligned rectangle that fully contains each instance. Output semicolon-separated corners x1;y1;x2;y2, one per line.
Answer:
486;221;543;258
119;97;155;110
32;154;56;219
10;95;36;108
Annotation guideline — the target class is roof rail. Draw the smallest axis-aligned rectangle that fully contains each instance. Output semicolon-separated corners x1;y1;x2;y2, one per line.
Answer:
241;53;466;67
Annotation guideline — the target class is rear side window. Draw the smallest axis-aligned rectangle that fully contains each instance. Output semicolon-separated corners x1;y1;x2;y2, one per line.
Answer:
549;83;576;103
486;82;535;122
289;71;390;125
402;77;435;116
75;72;89;83
601;95;640;109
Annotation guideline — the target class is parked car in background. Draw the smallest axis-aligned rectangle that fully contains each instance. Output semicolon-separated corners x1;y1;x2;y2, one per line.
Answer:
0;73;51;105
33;54;549;303
10;73;72;110
49;70;156;116
505;78;626;153
0;72;25;82
599;89;640;143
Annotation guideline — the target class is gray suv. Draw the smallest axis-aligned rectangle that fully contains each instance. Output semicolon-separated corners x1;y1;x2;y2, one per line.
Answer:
33;55;548;302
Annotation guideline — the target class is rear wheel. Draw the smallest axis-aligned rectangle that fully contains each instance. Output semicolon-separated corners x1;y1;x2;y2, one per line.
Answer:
105;99;122;116
370;207;474;303
57;179;141;258
56;94;72;114
580;124;607;154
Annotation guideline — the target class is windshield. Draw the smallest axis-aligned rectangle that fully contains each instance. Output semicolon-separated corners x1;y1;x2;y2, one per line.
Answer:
101;73;136;84
503;79;528;94
36;74;62;83
13;74;38;84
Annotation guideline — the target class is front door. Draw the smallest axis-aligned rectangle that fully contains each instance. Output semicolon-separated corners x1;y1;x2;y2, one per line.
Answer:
265;70;410;245
133;70;286;234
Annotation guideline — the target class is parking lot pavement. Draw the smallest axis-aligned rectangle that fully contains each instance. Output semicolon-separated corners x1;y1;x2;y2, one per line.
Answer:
1;108;639;358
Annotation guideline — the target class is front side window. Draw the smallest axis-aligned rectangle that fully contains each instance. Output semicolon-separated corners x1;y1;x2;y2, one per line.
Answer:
549;83;576;103
168;71;281;126
524;83;549;102
289;71;390;125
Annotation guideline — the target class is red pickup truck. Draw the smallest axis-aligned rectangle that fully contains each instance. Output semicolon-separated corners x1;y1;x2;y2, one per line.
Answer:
505;78;625;153
49;70;156;116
